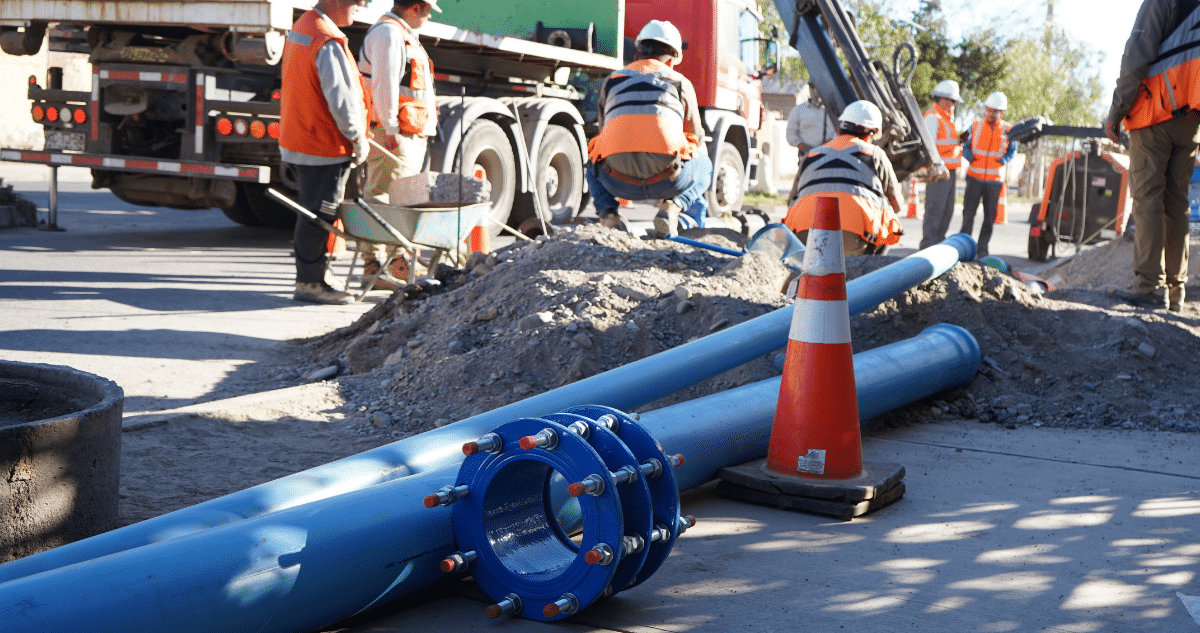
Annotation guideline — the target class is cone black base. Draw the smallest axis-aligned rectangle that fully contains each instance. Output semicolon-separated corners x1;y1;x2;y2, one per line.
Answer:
716;459;905;520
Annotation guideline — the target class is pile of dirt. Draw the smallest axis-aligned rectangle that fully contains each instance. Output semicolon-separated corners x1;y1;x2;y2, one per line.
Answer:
295;223;1200;439
0;178;39;228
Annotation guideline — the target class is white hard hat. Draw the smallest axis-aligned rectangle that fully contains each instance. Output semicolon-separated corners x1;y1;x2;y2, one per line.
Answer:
839;100;883;130
931;79;962;103
983;91;1008;111
635;20;683;63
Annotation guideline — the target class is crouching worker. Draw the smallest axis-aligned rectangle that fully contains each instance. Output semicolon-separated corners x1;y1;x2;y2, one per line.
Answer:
785;100;903;255
585;19;711;236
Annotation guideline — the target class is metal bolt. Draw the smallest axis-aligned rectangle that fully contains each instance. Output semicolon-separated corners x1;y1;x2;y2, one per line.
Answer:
638;458;663;479
440;550;476;573
678;515;697;533
519;428;558;450
568;473;605;497
627;412;641;421
622;534;645;555
649;524;670;543
486;593;522;619
667;453;685;468
462;433;502;456
543;593;579;618
423;484;469;508
584;543;614;565
610;464;638;485
566;420;590;439
595;414;619;431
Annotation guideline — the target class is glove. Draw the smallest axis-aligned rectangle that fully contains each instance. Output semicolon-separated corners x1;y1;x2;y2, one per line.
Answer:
935;164;950;181
351;137;369;168
1103;117;1122;144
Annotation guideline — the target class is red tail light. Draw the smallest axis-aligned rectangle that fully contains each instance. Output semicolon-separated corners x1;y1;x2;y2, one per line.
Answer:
267;121;280;139
216;117;233;135
271;90;281;101
31;105;44;122
46;107;59;122
74;108;86;124
249;120;266;139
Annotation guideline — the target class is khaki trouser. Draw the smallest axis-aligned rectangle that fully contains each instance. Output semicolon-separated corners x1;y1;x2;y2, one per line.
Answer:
1128;116;1199;303
364;130;428;261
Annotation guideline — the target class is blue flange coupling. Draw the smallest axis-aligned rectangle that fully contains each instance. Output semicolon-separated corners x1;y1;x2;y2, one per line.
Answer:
429;405;695;621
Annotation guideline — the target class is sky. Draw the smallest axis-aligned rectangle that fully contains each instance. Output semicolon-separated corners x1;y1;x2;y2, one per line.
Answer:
896;0;1143;94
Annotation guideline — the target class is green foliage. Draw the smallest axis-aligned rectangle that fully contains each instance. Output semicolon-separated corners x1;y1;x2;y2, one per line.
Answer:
1001;27;1105;127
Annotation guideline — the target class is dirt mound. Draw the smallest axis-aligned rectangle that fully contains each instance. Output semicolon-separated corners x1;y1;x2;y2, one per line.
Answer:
295;223;1200;439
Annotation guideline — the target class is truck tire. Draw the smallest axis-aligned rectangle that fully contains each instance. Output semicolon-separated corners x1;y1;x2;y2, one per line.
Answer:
242;183;297;230
708;144;745;218
459;119;517;238
220;189;267;227
534;126;584;224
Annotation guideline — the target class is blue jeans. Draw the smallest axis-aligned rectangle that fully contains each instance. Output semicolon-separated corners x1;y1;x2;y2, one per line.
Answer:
587;151;712;228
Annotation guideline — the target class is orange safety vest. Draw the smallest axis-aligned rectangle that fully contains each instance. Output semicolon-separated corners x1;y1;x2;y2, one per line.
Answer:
924;103;961;170
784;135;903;247
587;59;700;163
279;10;365;159
1124;5;1200;130
365;14;437;136
966;118;1011;182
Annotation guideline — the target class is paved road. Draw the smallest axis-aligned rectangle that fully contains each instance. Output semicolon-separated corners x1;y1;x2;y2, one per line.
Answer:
0;163;374;413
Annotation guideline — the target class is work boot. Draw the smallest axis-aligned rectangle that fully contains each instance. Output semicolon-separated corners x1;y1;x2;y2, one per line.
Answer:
294;282;355;305
1113;288;1166;311
653;200;682;237
360;257;410;291
599;211;629;232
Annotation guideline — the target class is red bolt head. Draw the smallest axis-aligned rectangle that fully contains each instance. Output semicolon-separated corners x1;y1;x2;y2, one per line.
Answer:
485;604;504;619
439;558;457;573
567;482;587;497
519;436;538;450
584;549;603;565
543;603;560;618
462;442;479;456
423;494;440;508
674;454;686;466
685;515;697;527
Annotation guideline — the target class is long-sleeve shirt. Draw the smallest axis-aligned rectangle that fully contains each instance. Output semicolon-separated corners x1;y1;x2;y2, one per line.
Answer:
280;9;368;165
359;11;436;137
785;101;833;152
1107;0;1197;125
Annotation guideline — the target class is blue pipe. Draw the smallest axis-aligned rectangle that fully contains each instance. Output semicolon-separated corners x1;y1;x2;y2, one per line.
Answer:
0;234;976;584
0;325;979;633
665;235;744;256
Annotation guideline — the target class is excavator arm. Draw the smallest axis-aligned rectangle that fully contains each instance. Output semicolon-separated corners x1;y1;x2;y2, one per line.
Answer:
774;0;943;181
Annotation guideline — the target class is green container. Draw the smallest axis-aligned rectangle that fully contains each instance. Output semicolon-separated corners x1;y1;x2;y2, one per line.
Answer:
434;0;623;58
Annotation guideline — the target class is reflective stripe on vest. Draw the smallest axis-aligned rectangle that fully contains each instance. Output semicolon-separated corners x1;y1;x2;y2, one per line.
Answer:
280;10;363;158
783;135;902;247
587;60;694;162
966;119;1010;182
924;105;962;169
367;14;437;136
1125;5;1200;130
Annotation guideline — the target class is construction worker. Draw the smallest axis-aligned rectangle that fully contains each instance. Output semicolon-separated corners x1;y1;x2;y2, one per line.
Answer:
1104;0;1200;313
586;19;711;236
357;0;441;291
959;91;1015;259
279;0;370;305
919;79;962;250
785;80;835;206
784;100;904;255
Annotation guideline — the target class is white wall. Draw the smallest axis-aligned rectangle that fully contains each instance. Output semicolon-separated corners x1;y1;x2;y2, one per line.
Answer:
0;46;91;150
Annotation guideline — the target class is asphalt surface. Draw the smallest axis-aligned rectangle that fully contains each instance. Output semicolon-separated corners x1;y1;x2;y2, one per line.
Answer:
3;165;1196;632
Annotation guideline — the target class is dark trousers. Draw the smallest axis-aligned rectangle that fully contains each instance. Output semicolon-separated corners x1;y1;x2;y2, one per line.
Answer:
960;176;1002;257
919;171;956;250
289;161;354;284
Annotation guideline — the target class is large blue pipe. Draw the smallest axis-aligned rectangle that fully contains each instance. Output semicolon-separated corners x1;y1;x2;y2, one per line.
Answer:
0;325;979;633
0;235;975;584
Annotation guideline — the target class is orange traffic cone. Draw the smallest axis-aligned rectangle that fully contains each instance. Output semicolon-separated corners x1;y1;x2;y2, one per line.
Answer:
327;218;347;258
467;224;490;254
994;182;1008;224
714;195;906;519
767;196;862;479
906;179;919;219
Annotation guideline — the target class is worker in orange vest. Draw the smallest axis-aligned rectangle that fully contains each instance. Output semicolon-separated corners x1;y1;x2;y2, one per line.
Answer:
1104;0;1200;313
784;100;904;255
279;0;370;305
586;20;712;236
959;91;1015;258
919;80;962;250
357;0;442;291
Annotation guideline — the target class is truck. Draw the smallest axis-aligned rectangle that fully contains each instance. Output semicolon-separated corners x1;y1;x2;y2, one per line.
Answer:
0;0;775;235
0;0;939;236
